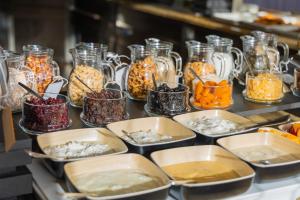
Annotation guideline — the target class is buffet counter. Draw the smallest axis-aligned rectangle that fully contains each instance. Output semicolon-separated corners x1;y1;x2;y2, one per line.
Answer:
13;92;300;200
118;1;300;50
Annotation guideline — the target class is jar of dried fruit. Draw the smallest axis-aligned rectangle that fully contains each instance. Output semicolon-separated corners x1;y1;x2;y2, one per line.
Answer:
126;44;157;101
183;41;225;92
192;78;233;110
68;43;114;107
23;44;62;94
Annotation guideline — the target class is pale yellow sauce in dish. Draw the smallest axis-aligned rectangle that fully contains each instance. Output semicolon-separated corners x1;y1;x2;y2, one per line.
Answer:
162;161;240;183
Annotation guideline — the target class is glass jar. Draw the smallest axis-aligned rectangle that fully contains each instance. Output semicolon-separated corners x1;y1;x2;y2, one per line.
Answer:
81;89;127;127
19;93;71;134
23;45;61;94
244;71;283;103
206;35;243;80
3;51;36;112
238;35;280;85
126;44;157;101
145;82;190;116
184;41;225;91
145;38;182;83
0;48;8;109
68;43;114;107
192;79;233;110
251;30;289;71
75;42;108;61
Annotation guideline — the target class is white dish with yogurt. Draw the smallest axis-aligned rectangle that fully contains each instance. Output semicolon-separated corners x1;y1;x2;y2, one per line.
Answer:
173;110;256;138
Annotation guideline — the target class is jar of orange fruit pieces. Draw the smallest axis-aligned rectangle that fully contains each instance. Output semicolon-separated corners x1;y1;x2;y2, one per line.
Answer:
192;77;233;110
184;41;226;92
23;44;64;94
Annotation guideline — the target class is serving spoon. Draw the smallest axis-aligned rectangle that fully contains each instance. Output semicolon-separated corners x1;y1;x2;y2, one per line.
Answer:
18;82;44;100
189;68;205;85
75;76;97;94
25;149;65;161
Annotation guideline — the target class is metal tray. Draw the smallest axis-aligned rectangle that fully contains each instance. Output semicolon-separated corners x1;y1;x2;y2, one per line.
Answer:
173;110;256;144
64;153;171;200
151;145;255;200
36;128;128;178
107;117;196;156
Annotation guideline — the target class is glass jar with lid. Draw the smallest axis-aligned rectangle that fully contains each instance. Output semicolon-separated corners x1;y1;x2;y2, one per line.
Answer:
23;44;64;94
145;38;182;83
183;41;225;91
68;43;114;107
206;35;243;80
126;44;157;101
3;51;36;112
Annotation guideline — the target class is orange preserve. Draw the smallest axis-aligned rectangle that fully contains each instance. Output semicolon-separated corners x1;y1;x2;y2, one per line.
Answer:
184;61;216;91
193;79;233;109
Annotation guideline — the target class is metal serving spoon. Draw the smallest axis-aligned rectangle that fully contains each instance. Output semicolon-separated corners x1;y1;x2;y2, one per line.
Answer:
25;149;65;161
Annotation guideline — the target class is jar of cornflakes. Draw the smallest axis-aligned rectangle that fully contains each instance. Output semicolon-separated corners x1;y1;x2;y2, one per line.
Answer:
68;43;114;107
244;71;283;103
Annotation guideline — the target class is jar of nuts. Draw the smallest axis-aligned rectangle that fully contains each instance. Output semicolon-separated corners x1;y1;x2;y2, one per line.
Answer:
126;44;157;101
68;43;114;107
184;41;226;92
23;44;63;94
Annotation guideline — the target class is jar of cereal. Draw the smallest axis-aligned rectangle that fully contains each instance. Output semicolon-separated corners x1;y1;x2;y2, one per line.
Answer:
126;44;157;101
68;43;114;107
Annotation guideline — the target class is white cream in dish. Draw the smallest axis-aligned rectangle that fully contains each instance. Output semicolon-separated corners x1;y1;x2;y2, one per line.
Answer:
233;145;286;162
186;117;237;135
124;129;173;144
74;169;163;196
43;141;112;159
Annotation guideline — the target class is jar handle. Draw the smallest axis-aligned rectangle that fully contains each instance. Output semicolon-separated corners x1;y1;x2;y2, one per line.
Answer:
0;55;9;98
212;53;226;79
231;47;244;78
102;61;115;82
170;51;183;78
0;61;8;99
278;42;290;72
103;62;121;91
51;60;61;76
52;76;69;87
266;47;280;72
